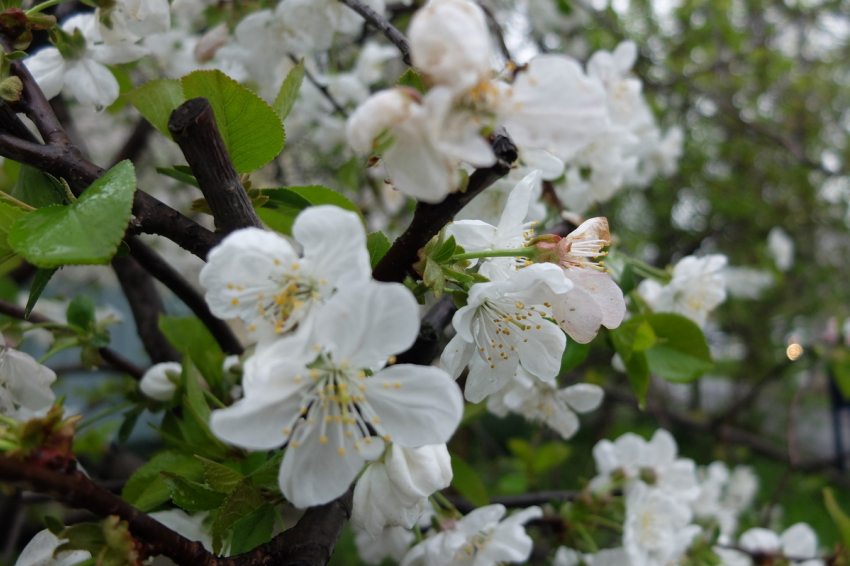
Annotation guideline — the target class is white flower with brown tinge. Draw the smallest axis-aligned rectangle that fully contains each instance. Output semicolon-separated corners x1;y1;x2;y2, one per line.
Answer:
441;263;572;403
210;281;463;508
199;206;371;339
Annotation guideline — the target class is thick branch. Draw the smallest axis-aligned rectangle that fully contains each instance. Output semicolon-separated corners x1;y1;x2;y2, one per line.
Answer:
167;99;261;235
0;457;214;566
125;237;243;356
396;296;456;365
337;0;412;65
0;297;145;379
112;254;181;364
372;131;518;283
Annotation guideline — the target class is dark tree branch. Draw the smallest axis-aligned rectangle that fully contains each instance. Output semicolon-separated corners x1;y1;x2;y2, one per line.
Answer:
111;254;181;365
372;130;518;283
167;99;262;235
109;120;154;168
125;237;243;356
0;454;354;566
396;296;456;366
0;298;145;380
337;0;412;65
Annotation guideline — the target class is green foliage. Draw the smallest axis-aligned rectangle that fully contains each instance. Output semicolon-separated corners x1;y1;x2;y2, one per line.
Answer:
212;482;266;554
155;166;199;188
825;488;850;562
8;161;136;268
560;337;591;374
196;455;246;493
412;231;477;297
450;452;489;507
11;164;68;208
159;315;226;395
230;506;276;554
181;70;285;173
273;58;305;121
366;231;391;269
0;200;27;264
124;79;186;138
259;186;361;236
122;450;205;511
397;69;426;94
161;472;227;511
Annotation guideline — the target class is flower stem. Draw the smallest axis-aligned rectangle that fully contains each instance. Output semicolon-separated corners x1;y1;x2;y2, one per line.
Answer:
26;0;74;15
609;250;671;282
76;401;135;431
452;247;533;261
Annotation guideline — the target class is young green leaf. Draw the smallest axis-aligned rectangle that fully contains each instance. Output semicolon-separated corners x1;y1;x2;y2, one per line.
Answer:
643;313;712;383
156;166;200;188
273;58;305;121
560;337;591;374
161;471;227;511
66;295;96;330
181;70;285;174
366;231;391;269
9;161;137;268
159;315;225;393
397;69;426;94
230;505;276;555
124;79;186;138
0;200;26;264
195;455;246;494
11;164;68;208
212;482;266;554
122;450;204;511
450;453;489;507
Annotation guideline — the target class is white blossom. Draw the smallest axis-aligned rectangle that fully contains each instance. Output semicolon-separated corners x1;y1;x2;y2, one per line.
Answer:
486;367;603;440
590;429;700;501
0;336;56;419
14;530;91;566
441;264;571;402
637;254;728;328
139;362;182;402
97;0;171;44
400;504;541;566
355;526;416;565
149;510;213;552
199;206;371;339
353;443;452;537
624;482;701;566
210;281;463;508
25;14;148;108
720;523;824;566
554;546;633;566
767;226;795;272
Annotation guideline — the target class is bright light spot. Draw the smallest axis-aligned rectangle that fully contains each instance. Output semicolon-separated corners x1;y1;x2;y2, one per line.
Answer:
787;343;804;361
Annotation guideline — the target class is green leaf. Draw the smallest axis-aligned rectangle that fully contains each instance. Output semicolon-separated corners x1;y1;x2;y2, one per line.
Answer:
624;351;650;408
25;267;57;318
824;488;850;561
433;235;458;264
285;185;361;218
106;65;134;114
212;482;266;554
261;188;313;211
531;442;571;474
258;186;362;235
366;231;391;269
246;451;284;491
257;207;295;236
122;450;204;511
397;69;426;94
11;164;68;208
642;313;712;383
117;405;143;444
9;161;136;268
156;166;199;188
0;200;26;263
273;59;305;121
161;471;227;511
610;319;657;359
560;337;590;374
181;70;284;174
124;79;186;138
230;505;275;554
195;455;246;494
66;295;95;330
159;315;225;393
460;401;486;425
450;453;489;507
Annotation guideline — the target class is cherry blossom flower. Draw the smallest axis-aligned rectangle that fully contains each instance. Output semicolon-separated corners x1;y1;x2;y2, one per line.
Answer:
554;546;633;566
25;14;148;108
149;510;213;552
139;362;182;402
441;263;571;402
14;530;91;566
97;0;171;44
589;429;700;501
199;206;371;339
210;281;463;508
400;504;541;566
486;368;604;440
767;226;795;272
534;217;626;343
353;444;452;537
624;482;701;566
718;523;824;566
690;463;758;544
355;526;415;565
637;254;727;328
0;336;57;420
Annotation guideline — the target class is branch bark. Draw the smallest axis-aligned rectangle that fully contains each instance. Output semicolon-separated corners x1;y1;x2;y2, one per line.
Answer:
372;130;518;284
167;99;262;235
337;0;412;65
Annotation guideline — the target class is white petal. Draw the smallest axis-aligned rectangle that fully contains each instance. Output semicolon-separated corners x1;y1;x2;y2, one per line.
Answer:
385;443;452;501
446;220;499;253
440;333;474;379
24;49;66;101
464;324;521;402
551;285;604;344
15;530;91;566
739;528;781;554
90;41;149;65
63;59;119;108
1;348;56;411
559;383;604;413
564;268;625;329
515;320;565;381
365;365;463;447
648;429;678;463
139;361;181;402
294;205;371;288
780;523;819;559
497;170;541;235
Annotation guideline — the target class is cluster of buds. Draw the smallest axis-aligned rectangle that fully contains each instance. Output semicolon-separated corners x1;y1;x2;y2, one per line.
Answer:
0;405;80;472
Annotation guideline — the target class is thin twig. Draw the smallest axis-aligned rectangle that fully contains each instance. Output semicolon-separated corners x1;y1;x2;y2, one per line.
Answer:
449;490;580;514
125;237;244;356
478;3;512;64
336;0;412;65
288;55;348;118
0;297;145;379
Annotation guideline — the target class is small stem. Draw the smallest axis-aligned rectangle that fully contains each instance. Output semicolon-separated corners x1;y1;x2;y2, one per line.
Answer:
432;491;455;510
22;322;74;332
202;389;226;409
76;401;135;431
452;248;533;261
25;0;72;15
610;250;671;282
